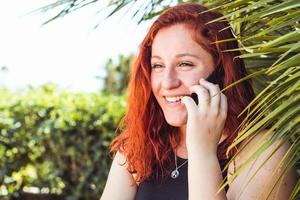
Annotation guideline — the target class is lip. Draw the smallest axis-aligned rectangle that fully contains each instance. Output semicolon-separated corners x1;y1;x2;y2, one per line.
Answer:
163;94;188;97
164;98;183;106
163;96;186;107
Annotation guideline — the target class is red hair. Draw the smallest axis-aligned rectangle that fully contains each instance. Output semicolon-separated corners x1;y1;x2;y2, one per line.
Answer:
110;3;256;183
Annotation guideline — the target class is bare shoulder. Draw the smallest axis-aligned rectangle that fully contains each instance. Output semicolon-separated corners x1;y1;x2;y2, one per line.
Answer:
100;151;137;200
227;129;297;200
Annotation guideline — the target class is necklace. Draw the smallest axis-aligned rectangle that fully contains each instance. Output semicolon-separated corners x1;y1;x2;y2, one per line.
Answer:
171;152;188;179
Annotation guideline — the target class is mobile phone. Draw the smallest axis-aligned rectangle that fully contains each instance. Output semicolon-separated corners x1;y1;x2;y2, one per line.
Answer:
191;66;224;105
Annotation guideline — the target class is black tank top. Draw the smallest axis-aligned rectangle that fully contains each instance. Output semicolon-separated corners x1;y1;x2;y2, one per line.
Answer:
135;156;230;200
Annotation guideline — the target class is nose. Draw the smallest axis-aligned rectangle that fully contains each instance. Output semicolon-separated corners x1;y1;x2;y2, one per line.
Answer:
161;68;180;89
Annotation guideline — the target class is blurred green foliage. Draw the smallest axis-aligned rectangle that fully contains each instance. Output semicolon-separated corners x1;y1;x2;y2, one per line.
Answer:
0;84;126;200
102;54;134;94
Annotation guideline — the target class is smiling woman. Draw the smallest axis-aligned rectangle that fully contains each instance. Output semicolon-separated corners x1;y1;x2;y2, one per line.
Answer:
100;3;296;200
150;24;216;127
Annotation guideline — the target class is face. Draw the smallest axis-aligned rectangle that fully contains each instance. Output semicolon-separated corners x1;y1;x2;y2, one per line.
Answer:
150;24;215;127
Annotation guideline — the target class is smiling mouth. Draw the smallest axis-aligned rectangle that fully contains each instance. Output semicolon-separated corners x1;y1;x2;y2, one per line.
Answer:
164;96;184;103
164;93;198;104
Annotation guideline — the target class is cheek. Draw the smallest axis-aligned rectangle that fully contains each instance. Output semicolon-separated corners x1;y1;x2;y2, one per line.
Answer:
180;73;202;87
150;75;160;94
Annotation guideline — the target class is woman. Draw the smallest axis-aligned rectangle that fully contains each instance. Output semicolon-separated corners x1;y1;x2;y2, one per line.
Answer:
101;3;296;200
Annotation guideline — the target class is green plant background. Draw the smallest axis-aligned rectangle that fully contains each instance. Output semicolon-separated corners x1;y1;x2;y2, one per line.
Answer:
0;84;126;200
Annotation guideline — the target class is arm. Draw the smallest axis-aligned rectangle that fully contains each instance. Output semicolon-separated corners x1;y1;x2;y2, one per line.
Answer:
181;78;228;200
188;150;227;200
100;151;137;200
227;130;297;200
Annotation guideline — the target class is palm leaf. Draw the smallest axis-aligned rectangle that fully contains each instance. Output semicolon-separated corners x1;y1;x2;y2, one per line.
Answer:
209;1;300;199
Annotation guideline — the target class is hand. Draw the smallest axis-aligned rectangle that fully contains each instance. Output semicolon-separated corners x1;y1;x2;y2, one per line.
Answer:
181;78;228;155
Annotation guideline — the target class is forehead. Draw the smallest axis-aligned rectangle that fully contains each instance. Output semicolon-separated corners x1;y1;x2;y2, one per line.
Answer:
151;24;208;57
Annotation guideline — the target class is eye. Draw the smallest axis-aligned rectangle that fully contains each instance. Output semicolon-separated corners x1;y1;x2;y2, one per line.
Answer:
151;63;164;69
178;61;194;67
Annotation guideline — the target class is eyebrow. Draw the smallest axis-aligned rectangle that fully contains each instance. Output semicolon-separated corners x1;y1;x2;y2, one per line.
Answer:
151;53;202;60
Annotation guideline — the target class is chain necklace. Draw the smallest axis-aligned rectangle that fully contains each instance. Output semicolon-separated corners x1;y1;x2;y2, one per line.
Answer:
171;152;188;179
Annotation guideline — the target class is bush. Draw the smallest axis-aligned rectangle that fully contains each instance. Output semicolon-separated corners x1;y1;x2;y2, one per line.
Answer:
0;84;126;200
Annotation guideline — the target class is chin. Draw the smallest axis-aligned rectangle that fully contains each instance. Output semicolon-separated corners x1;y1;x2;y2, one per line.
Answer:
164;114;187;127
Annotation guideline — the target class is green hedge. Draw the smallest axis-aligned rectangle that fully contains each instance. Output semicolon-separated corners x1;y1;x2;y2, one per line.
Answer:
0;84;126;200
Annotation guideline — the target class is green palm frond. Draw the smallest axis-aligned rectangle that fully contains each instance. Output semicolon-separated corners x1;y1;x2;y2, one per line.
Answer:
33;0;174;26
205;0;300;199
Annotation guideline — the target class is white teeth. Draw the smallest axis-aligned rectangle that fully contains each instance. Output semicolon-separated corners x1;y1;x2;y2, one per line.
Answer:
165;96;184;103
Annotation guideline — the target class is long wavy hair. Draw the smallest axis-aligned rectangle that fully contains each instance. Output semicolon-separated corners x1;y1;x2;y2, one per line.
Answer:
110;3;256;183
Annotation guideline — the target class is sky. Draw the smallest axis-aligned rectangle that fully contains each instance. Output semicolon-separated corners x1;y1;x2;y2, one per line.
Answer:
0;0;153;92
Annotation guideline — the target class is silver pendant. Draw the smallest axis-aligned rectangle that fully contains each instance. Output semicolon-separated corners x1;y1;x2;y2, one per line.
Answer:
171;169;179;179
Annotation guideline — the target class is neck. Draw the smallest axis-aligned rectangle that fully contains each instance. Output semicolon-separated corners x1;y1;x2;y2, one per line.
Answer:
179;125;186;145
176;125;188;159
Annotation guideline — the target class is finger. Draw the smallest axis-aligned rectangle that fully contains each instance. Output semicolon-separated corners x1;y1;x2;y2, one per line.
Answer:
189;85;210;111
199;78;221;115
220;93;228;119
181;96;198;115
